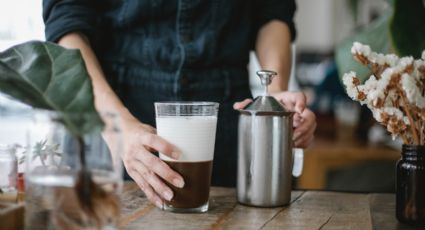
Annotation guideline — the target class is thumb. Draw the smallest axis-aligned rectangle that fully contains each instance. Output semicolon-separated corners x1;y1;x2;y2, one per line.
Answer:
295;100;305;114
233;99;253;110
293;92;306;114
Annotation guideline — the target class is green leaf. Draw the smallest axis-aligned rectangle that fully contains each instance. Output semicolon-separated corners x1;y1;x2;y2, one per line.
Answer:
389;0;425;58
335;12;392;82
18;155;26;165
0;41;103;136
347;0;359;22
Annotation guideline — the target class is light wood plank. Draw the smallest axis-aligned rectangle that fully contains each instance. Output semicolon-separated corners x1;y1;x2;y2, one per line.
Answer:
120;183;422;230
368;194;422;230
122;187;236;230
261;191;373;230
215;191;304;230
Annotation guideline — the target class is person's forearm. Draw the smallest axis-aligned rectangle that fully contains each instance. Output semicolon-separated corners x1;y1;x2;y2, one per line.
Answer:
58;32;136;123
255;20;292;93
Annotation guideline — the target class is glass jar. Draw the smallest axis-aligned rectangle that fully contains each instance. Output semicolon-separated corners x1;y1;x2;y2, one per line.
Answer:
0;107;31;203
0;145;17;202
396;144;425;226
25;110;123;230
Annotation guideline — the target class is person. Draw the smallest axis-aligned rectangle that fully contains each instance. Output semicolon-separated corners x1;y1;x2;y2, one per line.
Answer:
43;0;316;208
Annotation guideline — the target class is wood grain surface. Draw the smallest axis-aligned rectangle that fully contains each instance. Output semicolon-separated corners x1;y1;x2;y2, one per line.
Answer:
119;182;421;230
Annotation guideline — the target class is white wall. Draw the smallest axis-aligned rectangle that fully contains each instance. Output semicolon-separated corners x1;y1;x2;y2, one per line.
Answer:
295;0;354;53
0;0;44;50
295;0;388;53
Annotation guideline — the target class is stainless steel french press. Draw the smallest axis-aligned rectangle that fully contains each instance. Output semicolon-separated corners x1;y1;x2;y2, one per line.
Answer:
237;70;303;207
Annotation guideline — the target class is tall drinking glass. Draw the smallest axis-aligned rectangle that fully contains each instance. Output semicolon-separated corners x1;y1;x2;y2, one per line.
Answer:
155;102;219;213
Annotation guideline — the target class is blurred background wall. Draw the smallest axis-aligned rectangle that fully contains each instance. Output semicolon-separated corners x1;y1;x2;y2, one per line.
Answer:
255;0;400;193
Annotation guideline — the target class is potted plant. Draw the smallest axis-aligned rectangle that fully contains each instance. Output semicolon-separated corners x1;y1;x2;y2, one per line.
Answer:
342;42;425;226
0;41;122;229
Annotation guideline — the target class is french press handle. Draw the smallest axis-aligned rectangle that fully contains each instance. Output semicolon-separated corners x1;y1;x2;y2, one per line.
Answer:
292;148;304;177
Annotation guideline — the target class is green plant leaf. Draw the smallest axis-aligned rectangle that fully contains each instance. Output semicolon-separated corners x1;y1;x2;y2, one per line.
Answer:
347;0;359;22
335;12;392;82
390;0;425;58
0;41;103;136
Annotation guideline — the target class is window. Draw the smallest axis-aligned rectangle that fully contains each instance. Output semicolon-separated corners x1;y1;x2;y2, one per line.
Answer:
0;0;44;51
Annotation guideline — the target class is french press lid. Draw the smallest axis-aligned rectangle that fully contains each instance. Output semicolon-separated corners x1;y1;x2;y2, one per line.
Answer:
240;70;293;116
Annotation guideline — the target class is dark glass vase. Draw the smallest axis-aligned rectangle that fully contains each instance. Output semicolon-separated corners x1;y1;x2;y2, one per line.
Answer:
396;144;425;226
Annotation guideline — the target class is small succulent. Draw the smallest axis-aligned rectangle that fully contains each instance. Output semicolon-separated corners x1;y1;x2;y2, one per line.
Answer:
12;141;62;166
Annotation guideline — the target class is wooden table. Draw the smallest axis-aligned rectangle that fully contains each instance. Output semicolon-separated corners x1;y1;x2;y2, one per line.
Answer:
120;183;421;229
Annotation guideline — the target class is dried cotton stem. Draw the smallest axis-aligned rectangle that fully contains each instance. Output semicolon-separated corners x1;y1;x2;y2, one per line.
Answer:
343;42;425;145
398;89;420;145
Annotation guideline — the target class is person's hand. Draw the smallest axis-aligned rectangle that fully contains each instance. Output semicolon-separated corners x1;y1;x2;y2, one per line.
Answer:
121;116;184;208
233;91;316;148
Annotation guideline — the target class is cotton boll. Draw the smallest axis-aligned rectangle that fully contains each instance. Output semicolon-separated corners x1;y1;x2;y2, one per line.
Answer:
383;107;404;120
422;50;425;60
369;52;378;64
372;109;384;122
403;117;410;125
398;57;414;69
376;53;386;65
342;72;357;91
351;42;371;57
351;42;362;54
367;90;383;106
385;54;399;66
361;45;371;57
342;72;368;102
378;68;393;91
363;75;378;91
401;73;425;108
413;60;425;78
368;52;386;65
414;59;425;69
385;90;399;107
342;71;356;85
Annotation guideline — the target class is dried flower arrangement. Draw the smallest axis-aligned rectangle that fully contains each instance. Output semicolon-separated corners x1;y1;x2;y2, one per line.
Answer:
342;42;425;145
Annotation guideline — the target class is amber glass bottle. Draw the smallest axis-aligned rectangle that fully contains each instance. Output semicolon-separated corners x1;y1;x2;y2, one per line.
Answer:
396;145;425;226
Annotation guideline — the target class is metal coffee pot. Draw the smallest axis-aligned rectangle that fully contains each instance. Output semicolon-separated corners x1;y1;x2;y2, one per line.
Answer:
237;70;303;207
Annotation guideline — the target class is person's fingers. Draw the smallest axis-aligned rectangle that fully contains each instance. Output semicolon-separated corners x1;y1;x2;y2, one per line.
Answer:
135;148;185;188
295;134;314;148
293;119;314;141
140;132;181;159
292;113;303;128
138;161;175;202
128;169;163;209
293;109;316;148
140;123;157;134
233;99;252;110
294;92;307;114
294;120;316;144
273;92;306;113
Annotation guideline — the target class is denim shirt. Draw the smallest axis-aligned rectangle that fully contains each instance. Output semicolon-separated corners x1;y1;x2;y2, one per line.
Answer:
43;0;296;186
43;0;295;80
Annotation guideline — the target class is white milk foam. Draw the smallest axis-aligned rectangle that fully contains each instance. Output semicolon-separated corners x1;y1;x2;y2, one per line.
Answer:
156;116;217;162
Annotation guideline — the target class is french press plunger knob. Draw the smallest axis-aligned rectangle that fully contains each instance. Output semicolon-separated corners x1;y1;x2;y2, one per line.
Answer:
256;70;277;95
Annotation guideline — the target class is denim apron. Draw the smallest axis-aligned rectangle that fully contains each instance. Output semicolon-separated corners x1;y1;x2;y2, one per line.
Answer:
94;0;261;187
